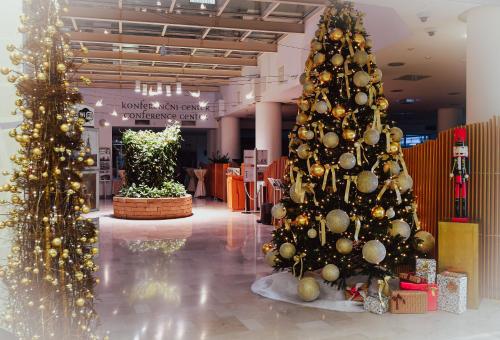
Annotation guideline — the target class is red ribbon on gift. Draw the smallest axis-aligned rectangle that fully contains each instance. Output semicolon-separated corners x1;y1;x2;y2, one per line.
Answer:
391;293;406;310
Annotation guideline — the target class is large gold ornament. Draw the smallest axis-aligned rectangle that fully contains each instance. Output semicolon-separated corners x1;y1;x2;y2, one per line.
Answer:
415;231;435;253
396;173;413;193
319;71;332;83
297;144;311;159
298;99;310;111
336;238;353;255
310;163;325;177
297;277;320;302
331;54;344;67
353;33;366;46
383;161;401;176
303;81;315;95
323;132;339;148
326;209;350;233
332;104;346;119
311;41;323;51
339;152;356;170
329;28;344;41
371;68;383;83
362;240;386;264
313;53;326;66
296;214;309;227
363;128;380;145
390;127;403;142
342;129;356;141
388;142;400;154
371;205;385;219
290;183;307;203
296;112;309;125
271;203;287;219
321;264;340;282
377;97;389;111
353;50;369;66
279;242;296;259
389;220;411;241
356;171;379;193
265;250;278;266
262;242;274;255
298;127;313;140
353;71;370;88
314;100;328;114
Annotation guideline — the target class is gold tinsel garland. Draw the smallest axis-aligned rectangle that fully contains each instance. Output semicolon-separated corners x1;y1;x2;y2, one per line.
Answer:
0;0;102;338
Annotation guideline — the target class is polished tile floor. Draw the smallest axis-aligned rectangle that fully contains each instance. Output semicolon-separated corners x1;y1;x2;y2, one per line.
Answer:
89;199;500;340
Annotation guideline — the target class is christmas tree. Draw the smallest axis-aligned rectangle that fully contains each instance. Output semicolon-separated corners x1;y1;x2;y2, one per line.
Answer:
0;0;100;338
266;1;434;294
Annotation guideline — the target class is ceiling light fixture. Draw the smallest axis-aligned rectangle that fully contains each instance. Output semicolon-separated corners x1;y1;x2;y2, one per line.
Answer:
176;82;182;95
199;101;208;108
142;84;148;96
104;29;109;34
135;80;141;93
152;101;160;109
200;113;208;121
388;62;405;67
189;0;215;4
245;92;254;100
122;116;128;121
156;1;161;5
111;109;118;116
95;99;103;107
190;91;201;98
166;85;172;97
157;82;163;95
200;3;206;9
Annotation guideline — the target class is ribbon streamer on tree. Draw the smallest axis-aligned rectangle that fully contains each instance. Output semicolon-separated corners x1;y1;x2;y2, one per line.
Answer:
377;179;391;201
315;215;327;246
384;127;391;152
344;59;351;98
292;253;306;279
372;108;382;132
345;34;355;56
343;175;358;203
371;158;380;172
411;202;421;229
352;216;361;241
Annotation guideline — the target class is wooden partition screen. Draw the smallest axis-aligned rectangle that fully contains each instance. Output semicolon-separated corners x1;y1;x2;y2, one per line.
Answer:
403;116;500;299
263;157;288;204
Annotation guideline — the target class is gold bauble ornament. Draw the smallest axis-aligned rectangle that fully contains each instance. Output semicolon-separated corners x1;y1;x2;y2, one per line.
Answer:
51;238;62;247
0;67;10;75
396;173;413;193
299;73;308;85
60;124;70;132
355;91;368;105
271;203;287;219
389;220;411;241
261;242;273;255
313;53;326;66
297;277;320;302
32;148;42;156
326;209;350;233
353;33;366;46
363;128;380;146
383;161;401;175
36;72;47;81
303;82;315;95
415;231;435;253
353;50;369;66
353;71;370;88
48;249;57;257
329;28;344;41
332;104;346;119
319;71;332;83
314;100;328;114
71;182;81;190
390;127;404;142
298;99;310;111
296;214;309;227
371;68;383;83
388;142;400;154
371;206;386;219
23;109;33;119
342;129;356;141
6;44;15;52
279;242;296;259
357;171;379;193
323;132;339;149
307;228;317;238
311;41;323;51
82;206;91;214
310;163;325;177
321;264;340;282
297;144;311;159
265;250;278;266
296;112;309;125
85;158;95;166
377;97;389;111
362;240;386;264
331;54;344;67
339;152;356;170
56;63;66;73
336;238;353;255
76;298;85;307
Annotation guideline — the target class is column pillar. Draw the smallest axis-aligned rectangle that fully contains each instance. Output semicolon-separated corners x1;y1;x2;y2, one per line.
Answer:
255;102;282;164
437;107;464;132
206;129;217;159
465;6;500;124
219;116;240;162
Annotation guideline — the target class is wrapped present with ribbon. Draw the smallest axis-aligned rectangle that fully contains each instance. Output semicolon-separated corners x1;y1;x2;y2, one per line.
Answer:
416;258;436;284
390;290;428;314
344;283;368;303
437;271;467;314
364;295;389;315
399;272;428;284
399;282;438;311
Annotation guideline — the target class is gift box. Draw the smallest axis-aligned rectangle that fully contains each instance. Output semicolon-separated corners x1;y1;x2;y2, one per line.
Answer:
437;271;467;314
416;258;436;284
399;282;438;311
364;295;389;315
390;290;428;314
399;272;427;284
345;283;368;303
368;276;399;298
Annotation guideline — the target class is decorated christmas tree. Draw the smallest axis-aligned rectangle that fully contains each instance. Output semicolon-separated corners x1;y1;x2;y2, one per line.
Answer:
265;1;434;298
0;0;99;338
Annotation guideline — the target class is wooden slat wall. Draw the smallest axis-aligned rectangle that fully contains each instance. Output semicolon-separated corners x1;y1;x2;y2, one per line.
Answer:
403;117;500;299
264;156;288;204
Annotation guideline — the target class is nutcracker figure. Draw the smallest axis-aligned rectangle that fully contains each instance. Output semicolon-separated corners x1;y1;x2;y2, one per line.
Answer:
450;128;470;222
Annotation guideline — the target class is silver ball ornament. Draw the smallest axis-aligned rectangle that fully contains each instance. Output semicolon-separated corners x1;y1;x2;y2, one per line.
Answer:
390;127;404;142
356;171;379;193
323;132;339;149
297;144;311;159
353;71;370;88
307;228;317;239
363;128;380;146
326;209;350;233
355;92;368;105
271;203;287;219
339;153;356;170
362;240;386;264
314;100;328;114
336;238;353;255
396;173;413;193
389;220;411;241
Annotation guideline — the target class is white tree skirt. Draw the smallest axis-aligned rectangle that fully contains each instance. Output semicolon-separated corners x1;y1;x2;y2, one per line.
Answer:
251;272;366;312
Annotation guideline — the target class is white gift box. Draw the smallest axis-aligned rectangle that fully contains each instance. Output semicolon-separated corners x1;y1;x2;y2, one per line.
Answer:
416;258;436;284
437;271;467;314
363;295;389;315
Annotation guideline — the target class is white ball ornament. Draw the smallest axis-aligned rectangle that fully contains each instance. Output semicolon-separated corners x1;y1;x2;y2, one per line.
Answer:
314;100;328;114
339;153;356;170
356;171;379;194
353;71;370;88
326;209;350;233
271;203;287;219
355;92;368;105
353;50;369;66
362;240;386;264
307;228;318;239
390;127;404;142
336;238;353;255
323;132;339;149
297;277;320;302
279;243;296;259
385;207;396;219
415;231;435;253
321;264;340;282
389;220;411;241
396;173;413;193
363;128;380;146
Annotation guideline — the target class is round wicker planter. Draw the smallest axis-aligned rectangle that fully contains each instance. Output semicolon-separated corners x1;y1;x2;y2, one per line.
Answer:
113;195;192;220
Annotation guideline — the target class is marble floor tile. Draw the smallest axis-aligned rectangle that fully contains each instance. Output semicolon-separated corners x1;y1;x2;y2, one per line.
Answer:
78;199;500;340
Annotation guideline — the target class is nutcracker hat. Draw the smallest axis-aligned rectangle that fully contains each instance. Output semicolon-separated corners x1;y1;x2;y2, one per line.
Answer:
453;127;467;143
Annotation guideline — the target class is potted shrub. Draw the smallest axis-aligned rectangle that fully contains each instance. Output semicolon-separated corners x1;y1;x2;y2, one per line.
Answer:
113;123;192;219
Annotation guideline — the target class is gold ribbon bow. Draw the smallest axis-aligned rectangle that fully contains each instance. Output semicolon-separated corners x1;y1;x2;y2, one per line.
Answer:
344;58;351;98
368;85;376;107
377;179;391;201
383;127;391;152
377;276;391;307
322;164;339;192
345;33;355;56
411;202;421;230
284;219;291;230
315;88;332;112
354;139;364;166
292;253;306;279
315;215;327;246
353;215;362;241
371;158;380;172
343;175;358;203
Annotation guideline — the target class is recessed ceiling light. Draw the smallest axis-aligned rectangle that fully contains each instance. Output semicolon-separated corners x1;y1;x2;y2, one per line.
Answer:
398;98;419;104
388;62;405;67
424;56;432;60
391;89;404;93
156;1;161;5
448;92;461;96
